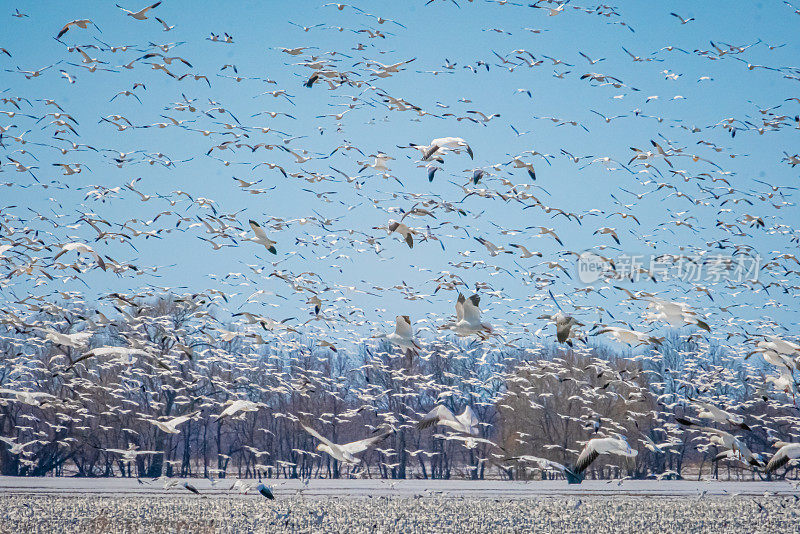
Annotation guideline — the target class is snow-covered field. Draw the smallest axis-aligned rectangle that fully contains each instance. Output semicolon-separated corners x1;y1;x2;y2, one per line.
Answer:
0;478;798;533
0;476;797;498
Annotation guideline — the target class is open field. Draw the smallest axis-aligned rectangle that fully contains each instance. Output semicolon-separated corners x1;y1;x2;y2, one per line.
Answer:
0;478;798;533
0;476;797;498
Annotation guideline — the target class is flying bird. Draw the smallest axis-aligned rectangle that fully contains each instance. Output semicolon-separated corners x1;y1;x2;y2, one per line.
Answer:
299;423;390;464
249;220;277;254
670;12;695;24
56;19;100;39
570;435;638;483
116;1;162;20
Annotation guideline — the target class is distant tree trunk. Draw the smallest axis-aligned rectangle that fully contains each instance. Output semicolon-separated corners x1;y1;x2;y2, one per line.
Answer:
182;421;191;476
216;422;223;473
397;429;406;479
202;422;209;478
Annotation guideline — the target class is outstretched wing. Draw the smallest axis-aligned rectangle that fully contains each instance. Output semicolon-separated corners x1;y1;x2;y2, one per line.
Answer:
461;294;482;324
395;315;412;338
417;405;455;430
166;409;199;428
455;293;465;322
574;441;600;474
342;430;391;454
436;433;499;448
257;483;275;499
510;455;567;473
457;406;479;433
249;219;267;240
555;315;573;343
765;448;791;473
300;423;334;449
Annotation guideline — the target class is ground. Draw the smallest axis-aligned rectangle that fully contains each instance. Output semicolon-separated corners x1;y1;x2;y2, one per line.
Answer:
0;478;797;533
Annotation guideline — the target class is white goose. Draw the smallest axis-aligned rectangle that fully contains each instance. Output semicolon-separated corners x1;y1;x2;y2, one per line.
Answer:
56;19;100;39
539;290;583;346
116;1;161;20
359;153;393;174
249;220;277;254
105;443;161;463
214;399;261;420
417;405;479;435
0;437;38;456
645;297;710;331
144;411;199;434
422;137;473;161
689;399;750;430
299;423;390;464
383;315;421;354
418;405;491;449
765;442;800;473
552;312;583;345
759;335;800;357
52;242;107;271
571;435;638;482
594;326;663;346
447;294;493;338
766;365;798;400
506;455;572;478
38;328;93;349
676;422;761;467
387;220;414;248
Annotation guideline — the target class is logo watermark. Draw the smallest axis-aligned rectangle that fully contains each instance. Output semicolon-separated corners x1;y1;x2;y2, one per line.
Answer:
576;251;760;284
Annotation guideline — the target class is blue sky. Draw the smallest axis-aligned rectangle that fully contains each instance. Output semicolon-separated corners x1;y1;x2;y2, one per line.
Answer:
2;0;799;351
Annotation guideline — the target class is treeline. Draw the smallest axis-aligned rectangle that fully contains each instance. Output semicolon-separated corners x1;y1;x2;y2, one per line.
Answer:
0;296;797;481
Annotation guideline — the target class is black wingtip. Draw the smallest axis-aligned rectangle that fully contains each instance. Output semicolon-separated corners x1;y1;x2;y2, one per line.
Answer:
258;485;275;499
564;467;583;484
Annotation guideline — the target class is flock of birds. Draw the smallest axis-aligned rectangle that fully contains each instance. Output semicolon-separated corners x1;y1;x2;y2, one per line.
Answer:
1;0;800;496
4;488;800;533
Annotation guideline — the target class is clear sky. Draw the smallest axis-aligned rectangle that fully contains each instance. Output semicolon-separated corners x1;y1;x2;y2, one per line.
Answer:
1;0;799;352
